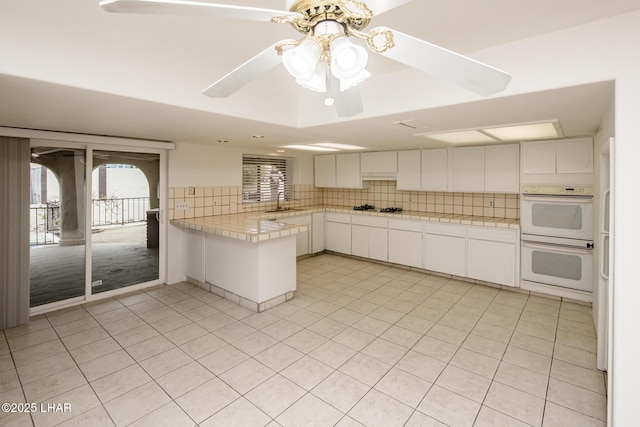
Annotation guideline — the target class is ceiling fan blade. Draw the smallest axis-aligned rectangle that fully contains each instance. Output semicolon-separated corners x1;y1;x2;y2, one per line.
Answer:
376;28;512;96
99;0;301;22
203;41;285;97
329;76;364;117
365;0;414;16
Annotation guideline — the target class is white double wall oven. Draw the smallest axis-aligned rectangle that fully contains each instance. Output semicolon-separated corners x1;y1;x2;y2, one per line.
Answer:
520;185;594;295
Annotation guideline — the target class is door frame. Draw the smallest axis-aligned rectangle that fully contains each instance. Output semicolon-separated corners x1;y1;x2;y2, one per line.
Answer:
24;132;173;315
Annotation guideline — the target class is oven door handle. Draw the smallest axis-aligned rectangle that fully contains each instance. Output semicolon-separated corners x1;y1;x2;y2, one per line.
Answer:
522;241;593;254
522;195;593;203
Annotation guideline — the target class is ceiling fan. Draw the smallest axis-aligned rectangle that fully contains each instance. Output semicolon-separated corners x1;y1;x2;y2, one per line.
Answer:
99;0;512;117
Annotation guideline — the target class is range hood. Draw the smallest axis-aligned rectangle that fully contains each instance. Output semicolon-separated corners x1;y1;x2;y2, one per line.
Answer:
362;172;397;180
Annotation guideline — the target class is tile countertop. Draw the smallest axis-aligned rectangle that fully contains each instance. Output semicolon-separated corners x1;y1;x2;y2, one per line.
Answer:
171;205;519;243
171;214;309;243
302;205;520;229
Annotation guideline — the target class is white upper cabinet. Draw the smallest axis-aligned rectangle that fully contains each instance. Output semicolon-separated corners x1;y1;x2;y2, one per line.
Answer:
521;140;556;174
315;153;368;189
453;146;485;192
522;138;593;175
361;151;397;179
314;154;336;188
422;148;451;191
556;138;593;173
336;153;366;188
485;144;520;193
397;150;422;190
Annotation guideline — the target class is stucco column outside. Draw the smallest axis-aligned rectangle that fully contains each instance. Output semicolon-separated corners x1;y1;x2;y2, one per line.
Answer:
35;151;86;246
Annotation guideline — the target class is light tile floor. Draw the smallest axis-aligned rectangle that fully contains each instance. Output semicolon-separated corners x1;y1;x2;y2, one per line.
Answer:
1;254;607;427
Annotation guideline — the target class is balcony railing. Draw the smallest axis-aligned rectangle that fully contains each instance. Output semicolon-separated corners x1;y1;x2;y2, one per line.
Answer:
30;197;150;246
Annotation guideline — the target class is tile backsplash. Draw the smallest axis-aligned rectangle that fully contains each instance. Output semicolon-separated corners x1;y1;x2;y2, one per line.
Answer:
168;184;321;220
322;181;520;219
168;181;519;220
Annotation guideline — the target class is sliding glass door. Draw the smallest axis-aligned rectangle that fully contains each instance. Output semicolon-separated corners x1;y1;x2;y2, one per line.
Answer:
29;142;165;311
91;150;160;295
30;146;87;306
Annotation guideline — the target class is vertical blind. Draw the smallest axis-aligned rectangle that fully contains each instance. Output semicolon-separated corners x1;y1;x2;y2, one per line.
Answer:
0;136;31;329
242;155;293;202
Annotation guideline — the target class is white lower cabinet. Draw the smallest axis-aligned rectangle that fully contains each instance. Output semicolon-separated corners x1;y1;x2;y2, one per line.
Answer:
326;212;520;289
388;219;422;268
311;212;325;253
467;227;519;287
281;215;311;257
351;216;388;261
424;223;466;277
325;213;352;255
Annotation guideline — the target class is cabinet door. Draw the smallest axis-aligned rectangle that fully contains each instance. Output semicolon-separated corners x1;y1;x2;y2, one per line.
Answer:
424;233;466;276
326;221;351;254
467;227;518;286
314;155;336;187
556;138;593;173
283;215;311;256
351;225;369;258
421;148;449;191
521;141;556;174
336;153;363;188
389;229;422;268
311;212;325;253
397;150;421;190
467;239;516;286
368;226;388;262
485;144;520;193
453;146;485;192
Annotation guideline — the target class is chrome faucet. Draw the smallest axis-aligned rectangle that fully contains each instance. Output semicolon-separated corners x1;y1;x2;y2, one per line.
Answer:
276;192;283;211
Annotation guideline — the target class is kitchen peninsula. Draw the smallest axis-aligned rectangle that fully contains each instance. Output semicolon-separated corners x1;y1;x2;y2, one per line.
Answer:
171;213;308;312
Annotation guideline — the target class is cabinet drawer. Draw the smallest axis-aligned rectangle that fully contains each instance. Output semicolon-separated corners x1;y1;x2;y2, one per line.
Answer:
325;212;351;223
424;222;466;238
352;215;387;228
389;219;423;232
467;227;517;243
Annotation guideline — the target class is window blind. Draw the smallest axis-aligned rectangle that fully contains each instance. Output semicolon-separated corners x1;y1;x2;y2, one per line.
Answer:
242;155;293;202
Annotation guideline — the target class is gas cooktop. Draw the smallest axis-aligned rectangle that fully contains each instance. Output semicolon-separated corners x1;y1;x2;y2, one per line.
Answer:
353;204;375;211
380;207;403;213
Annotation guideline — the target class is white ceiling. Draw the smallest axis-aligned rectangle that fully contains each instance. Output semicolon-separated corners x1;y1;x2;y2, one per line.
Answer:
0;0;633;152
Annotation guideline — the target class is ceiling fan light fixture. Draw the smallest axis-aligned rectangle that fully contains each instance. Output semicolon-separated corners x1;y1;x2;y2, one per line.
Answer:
295;62;327;92
329;36;370;91
330;37;368;78
282;38;323;81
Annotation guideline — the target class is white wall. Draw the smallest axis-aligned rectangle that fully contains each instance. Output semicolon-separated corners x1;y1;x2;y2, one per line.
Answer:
168;142;315;188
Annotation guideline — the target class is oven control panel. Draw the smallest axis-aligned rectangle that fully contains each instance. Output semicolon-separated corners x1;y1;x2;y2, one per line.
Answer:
521;185;593;196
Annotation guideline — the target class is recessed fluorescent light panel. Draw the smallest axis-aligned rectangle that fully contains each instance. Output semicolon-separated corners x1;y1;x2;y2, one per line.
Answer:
422;130;499;145
282;145;339;152
280;142;366;152
312;143;366;150
416;120;562;145
482;121;562;140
